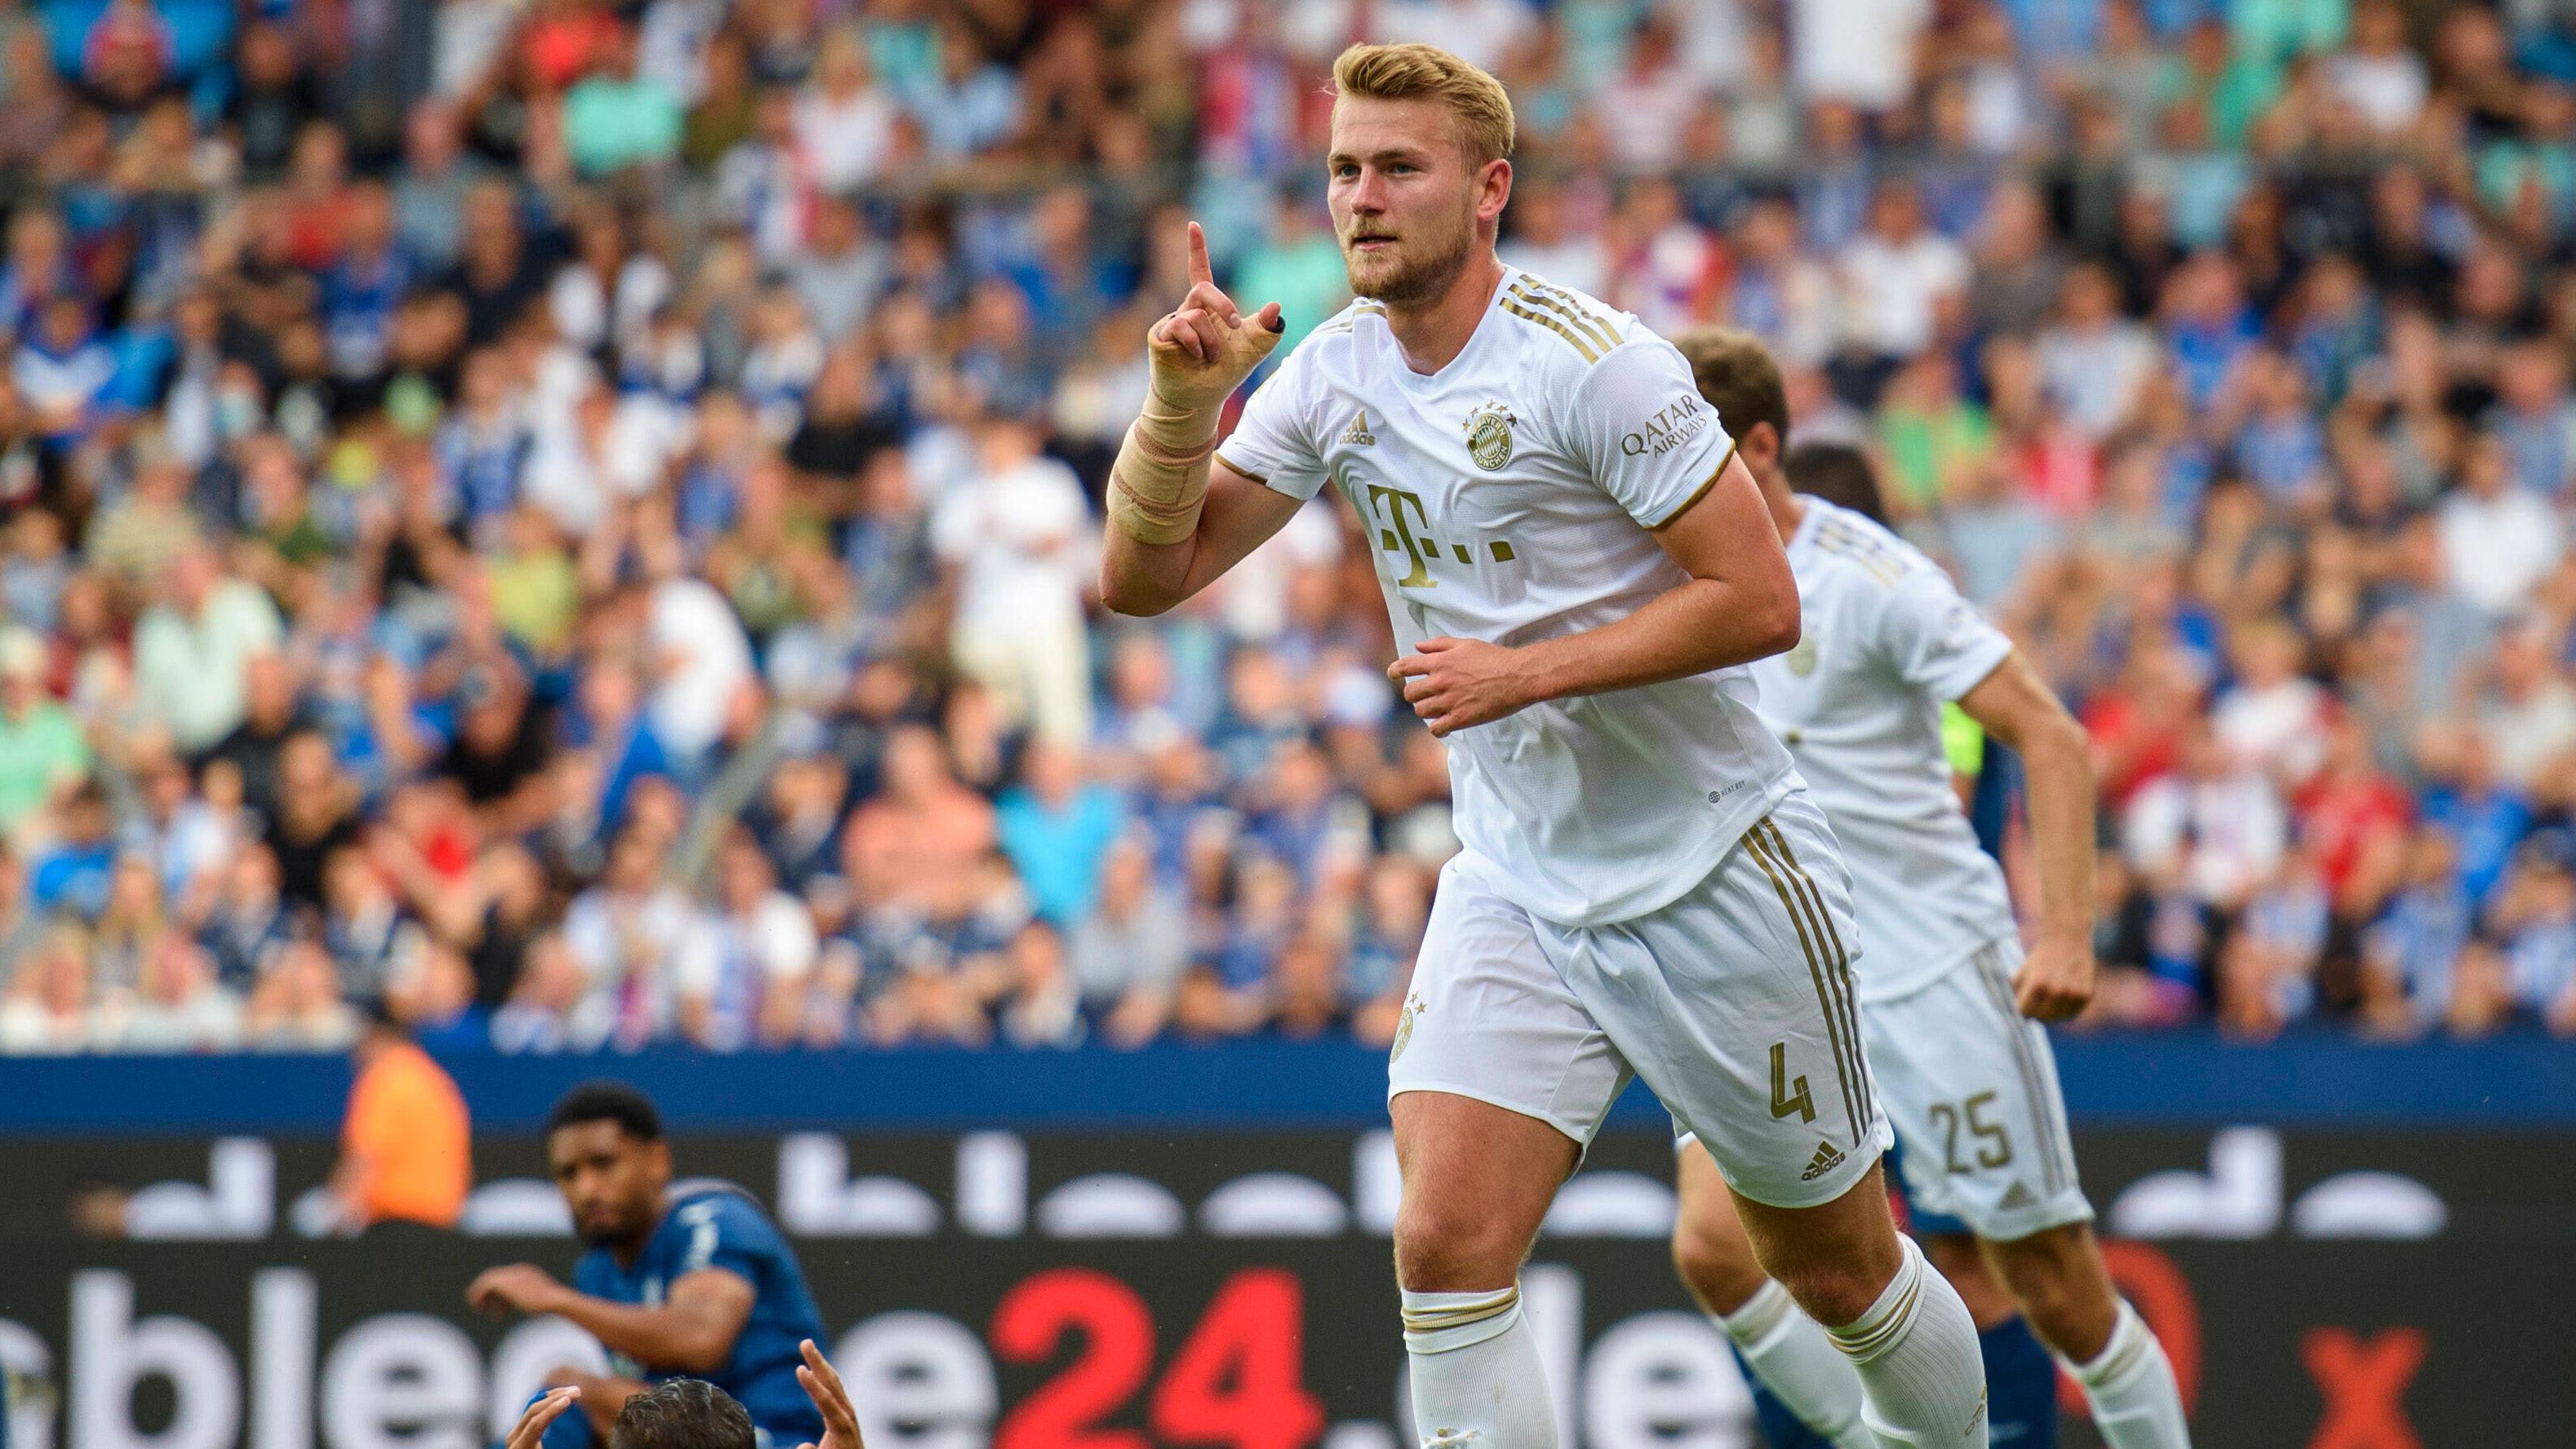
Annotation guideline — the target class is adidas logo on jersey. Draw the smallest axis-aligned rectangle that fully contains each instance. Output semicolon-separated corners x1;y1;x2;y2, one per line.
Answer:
1998;1181;2036;1210
1340;410;1377;446
1800;1141;1847;1181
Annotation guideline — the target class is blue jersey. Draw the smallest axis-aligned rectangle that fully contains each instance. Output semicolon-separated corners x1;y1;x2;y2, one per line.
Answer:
572;1184;827;1444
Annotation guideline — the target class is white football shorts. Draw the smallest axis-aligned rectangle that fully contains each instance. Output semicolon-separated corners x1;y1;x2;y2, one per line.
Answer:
1389;791;1891;1209
1866;937;2093;1242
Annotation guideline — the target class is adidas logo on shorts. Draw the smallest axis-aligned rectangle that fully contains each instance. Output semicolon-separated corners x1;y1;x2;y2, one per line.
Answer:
1800;1141;1846;1181
1998;1181;2036;1210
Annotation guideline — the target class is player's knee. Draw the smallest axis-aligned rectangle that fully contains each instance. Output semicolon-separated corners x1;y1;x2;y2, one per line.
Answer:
1990;1225;2117;1351
1771;1256;1891;1329
1393;1194;1529;1292
1669;1214;1768;1316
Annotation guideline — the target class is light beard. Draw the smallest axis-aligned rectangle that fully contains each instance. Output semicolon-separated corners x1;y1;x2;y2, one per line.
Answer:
1343;211;1479;308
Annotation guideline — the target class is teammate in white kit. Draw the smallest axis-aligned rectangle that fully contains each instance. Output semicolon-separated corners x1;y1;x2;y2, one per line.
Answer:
1097;42;1988;1449
1661;329;2192;1449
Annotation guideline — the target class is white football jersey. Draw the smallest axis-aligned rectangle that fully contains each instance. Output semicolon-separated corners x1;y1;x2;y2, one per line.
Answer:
1219;269;1797;927
1752;498;2019;1001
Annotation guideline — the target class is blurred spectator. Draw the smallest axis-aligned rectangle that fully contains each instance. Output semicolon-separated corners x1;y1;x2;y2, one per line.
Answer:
2218;844;2328;1039
674;828;815;1052
326;1008;470;1233
565;28;683;178
1067;838;1186;1048
264;731;359;908
1793;0;1930;113
930;414;1093;745
1838;181;1967;383
2420;731;2531;909
844;724;995;921
2124;719;2288;912
2036;263;2157;440
789;196;887;348
2210;616;2330;786
30;782;115;921
996;741;1124;926
0;624;85;840
1178;851;1299;1038
2478;617;2576;790
109;934;243;1052
1234;188;1347;354
647;571;755;765
132;546;282;756
796;28;895;194
995;919;1080;1048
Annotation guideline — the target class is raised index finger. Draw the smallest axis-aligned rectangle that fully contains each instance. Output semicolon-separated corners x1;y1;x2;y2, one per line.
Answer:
1187;221;1213;288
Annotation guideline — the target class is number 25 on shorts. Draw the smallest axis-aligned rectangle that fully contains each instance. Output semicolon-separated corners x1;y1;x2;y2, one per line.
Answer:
1769;1041;1816;1124
1926;1092;2014;1173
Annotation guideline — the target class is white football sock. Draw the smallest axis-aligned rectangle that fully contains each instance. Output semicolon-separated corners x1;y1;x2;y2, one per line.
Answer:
1718;1279;1875;1449
2064;1299;2191;1449
1825;1235;1989;1447
1402;1283;1558;1448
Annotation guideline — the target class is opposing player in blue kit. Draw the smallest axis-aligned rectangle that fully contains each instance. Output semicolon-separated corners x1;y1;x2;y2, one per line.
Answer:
468;1082;828;1449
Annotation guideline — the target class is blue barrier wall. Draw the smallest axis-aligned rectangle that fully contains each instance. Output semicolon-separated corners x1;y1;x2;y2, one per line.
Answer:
2;1027;2574;1134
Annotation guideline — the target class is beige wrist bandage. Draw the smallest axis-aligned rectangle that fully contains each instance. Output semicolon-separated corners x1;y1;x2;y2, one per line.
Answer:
1108;398;1220;545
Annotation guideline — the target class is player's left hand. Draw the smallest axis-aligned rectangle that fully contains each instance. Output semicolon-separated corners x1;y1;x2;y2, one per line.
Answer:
468;1264;570;1318
504;1386;580;1449
1389;637;1535;738
793;1338;865;1449
2012;933;2096;1021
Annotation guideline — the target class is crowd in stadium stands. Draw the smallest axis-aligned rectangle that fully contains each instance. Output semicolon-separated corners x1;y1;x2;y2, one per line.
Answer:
3;0;2576;1054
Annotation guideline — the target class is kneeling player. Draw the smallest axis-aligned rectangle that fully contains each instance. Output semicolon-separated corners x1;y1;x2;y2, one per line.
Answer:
469;1082;828;1449
1663;330;2190;1449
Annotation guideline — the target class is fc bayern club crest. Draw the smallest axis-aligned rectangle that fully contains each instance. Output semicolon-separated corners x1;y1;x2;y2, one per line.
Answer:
1465;405;1515;472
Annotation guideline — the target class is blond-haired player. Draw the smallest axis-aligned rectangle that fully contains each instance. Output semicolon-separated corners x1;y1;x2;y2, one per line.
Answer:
1663;328;2191;1449
1099;43;1988;1448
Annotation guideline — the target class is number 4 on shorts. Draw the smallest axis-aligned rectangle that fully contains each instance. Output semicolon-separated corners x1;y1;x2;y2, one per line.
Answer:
1769;1041;1816;1124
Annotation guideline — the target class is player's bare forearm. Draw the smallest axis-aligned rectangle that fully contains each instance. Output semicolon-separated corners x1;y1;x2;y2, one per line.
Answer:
1523;574;1797;698
533;1270;755;1375
1957;650;2099;1018
1100;216;1285;611
1390;453;1798;736
1099;465;1301;615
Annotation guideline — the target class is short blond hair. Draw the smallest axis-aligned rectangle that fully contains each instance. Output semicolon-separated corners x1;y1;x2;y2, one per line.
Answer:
1330;43;1516;166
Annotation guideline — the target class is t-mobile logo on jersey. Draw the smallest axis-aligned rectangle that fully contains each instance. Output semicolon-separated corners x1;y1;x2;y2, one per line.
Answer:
1361;484;1518;589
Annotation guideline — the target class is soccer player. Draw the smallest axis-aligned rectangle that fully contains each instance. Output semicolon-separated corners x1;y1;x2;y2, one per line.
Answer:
1098;42;1988;1448
499;1340;866;1449
1661;328;2191;1449
468;1082;828;1449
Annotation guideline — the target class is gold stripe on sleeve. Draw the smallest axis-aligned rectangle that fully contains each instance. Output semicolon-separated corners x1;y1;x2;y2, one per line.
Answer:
1497;299;1600;363
1509;281;1620;352
1647;441;1738;531
1213;453;1268;486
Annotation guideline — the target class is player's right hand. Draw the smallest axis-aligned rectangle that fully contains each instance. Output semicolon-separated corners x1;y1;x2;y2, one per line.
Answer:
2012;933;2097;1021
1147;221;1285;414
504;1386;580;1449
467;1263;568;1318
793;1338;866;1449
